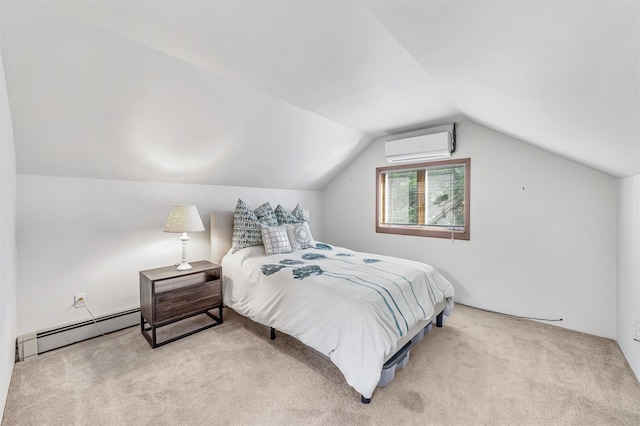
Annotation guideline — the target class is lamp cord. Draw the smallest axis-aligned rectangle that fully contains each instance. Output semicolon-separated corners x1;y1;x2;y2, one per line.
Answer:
457;302;563;322
80;297;105;336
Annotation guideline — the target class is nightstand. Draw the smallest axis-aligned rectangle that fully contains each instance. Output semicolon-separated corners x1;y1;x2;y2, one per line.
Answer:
139;260;223;348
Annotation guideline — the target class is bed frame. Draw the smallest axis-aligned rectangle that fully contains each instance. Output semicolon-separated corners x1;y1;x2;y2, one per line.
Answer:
209;212;449;404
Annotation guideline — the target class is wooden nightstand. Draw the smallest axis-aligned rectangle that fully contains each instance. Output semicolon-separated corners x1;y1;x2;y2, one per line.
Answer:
139;260;223;348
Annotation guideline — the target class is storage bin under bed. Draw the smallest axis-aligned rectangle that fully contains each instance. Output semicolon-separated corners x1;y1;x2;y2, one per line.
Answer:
378;322;433;387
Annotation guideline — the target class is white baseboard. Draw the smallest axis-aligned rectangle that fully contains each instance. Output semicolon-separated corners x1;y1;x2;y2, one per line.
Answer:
16;308;140;361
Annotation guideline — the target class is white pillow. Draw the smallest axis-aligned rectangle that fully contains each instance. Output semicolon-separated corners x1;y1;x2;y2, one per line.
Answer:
261;224;292;255
285;222;316;250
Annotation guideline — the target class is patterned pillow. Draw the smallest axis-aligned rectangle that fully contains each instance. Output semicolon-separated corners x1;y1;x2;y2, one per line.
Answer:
261;224;292;255
275;204;306;224
285;222;316;250
291;204;308;223
253;202;279;226
231;199;263;253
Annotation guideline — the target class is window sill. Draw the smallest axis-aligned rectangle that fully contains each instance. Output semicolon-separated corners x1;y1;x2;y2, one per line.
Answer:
376;224;470;240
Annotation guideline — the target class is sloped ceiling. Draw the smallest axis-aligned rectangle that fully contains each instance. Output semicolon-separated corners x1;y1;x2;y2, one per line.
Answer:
1;1;637;190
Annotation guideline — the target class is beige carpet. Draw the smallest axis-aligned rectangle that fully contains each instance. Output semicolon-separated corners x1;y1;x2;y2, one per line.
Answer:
3;304;640;425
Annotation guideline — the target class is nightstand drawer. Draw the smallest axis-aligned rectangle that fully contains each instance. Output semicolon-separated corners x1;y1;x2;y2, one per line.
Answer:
155;279;221;323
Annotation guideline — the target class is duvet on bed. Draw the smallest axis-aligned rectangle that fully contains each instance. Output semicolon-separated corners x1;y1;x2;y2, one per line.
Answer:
221;242;455;399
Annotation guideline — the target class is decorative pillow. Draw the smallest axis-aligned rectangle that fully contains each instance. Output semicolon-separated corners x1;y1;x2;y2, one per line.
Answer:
275;204;306;225
261;224;292;255
285;221;316;250
231;199;263;253
253;202;278;226
291;204;308;223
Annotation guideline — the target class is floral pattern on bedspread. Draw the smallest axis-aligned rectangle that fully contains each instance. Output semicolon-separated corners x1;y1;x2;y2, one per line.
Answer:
258;244;447;339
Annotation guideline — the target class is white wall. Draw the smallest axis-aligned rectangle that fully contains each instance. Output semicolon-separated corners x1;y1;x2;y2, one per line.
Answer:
17;175;322;335
324;121;618;338
0;46;18;416
616;175;640;378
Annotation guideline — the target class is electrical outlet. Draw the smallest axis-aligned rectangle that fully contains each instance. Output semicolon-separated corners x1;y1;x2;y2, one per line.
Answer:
635;317;640;341
74;293;86;309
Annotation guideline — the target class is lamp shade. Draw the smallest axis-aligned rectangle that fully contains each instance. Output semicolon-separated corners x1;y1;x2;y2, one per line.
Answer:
163;205;205;233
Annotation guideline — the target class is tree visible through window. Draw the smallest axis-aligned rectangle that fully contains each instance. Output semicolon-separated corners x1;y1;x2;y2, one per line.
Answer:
376;158;470;240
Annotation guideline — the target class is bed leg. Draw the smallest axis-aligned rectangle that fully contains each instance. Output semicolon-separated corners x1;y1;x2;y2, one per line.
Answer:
361;395;371;404
436;310;444;328
270;327;276;340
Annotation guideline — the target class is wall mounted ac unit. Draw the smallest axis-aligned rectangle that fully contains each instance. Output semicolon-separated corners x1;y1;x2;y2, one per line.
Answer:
385;132;452;164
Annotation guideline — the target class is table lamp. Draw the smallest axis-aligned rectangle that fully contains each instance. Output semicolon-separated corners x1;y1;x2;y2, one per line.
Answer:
163;205;205;270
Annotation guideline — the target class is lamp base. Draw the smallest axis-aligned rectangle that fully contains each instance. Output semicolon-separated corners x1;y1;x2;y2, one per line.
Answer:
176;261;192;271
176;233;192;270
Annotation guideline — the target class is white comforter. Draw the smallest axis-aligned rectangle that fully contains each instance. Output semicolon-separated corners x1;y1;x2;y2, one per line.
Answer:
221;243;455;399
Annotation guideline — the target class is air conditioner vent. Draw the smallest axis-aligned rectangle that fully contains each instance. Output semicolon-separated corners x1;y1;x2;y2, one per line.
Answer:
385;132;452;164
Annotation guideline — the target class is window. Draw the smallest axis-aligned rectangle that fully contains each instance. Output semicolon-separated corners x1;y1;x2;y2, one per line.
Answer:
376;158;470;240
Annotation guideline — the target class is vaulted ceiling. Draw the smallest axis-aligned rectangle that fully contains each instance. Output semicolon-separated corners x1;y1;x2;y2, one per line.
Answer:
1;1;638;190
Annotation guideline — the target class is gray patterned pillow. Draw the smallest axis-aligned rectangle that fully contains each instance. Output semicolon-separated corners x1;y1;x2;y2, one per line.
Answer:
275;204;306;225
261;224;292;255
254;202;279;226
285;222;316;250
291;204;308;222
231;199;263;253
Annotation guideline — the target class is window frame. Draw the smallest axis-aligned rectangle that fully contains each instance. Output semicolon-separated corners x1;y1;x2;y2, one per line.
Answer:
376;158;470;240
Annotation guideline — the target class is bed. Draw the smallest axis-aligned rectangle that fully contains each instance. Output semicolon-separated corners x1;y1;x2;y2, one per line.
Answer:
210;206;455;403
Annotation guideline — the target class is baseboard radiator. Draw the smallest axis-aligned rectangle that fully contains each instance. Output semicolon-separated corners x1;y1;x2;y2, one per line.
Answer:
16;308;140;361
